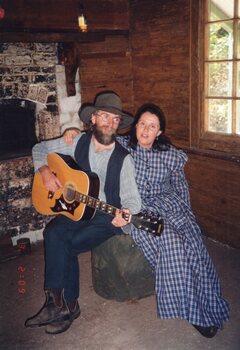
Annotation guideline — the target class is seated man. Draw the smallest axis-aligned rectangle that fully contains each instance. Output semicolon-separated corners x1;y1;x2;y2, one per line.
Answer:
25;91;141;335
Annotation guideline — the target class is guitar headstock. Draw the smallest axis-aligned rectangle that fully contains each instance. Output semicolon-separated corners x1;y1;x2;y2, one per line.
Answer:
131;212;164;237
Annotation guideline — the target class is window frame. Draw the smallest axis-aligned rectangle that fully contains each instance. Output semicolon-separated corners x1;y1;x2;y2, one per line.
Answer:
190;0;240;157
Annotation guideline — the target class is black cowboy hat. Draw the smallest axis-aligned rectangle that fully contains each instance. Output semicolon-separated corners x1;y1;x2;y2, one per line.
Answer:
79;91;133;130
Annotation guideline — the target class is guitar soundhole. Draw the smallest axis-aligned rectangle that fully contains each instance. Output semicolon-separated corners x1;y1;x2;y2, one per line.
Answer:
64;183;76;202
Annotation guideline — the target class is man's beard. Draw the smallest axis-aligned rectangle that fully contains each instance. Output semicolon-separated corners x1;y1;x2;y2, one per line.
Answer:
92;125;116;145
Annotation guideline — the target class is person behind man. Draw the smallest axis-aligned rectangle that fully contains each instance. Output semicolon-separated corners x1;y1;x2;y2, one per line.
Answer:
25;91;141;335
64;103;229;338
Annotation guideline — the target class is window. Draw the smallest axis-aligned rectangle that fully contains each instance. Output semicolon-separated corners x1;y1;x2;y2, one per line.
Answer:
191;0;240;156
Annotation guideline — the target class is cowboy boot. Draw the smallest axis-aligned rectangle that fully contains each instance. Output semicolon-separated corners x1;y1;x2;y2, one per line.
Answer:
25;288;70;328
45;300;81;334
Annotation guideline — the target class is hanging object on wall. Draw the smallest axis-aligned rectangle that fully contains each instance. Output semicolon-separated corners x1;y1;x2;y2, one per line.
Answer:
78;3;88;32
0;5;5;19
58;43;80;97
27;84;49;105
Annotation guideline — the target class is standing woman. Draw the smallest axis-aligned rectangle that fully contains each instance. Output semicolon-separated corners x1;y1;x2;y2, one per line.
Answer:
117;103;229;337
63;103;229;337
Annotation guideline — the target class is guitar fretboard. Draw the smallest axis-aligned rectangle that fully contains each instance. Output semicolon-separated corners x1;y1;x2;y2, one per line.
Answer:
67;186;118;217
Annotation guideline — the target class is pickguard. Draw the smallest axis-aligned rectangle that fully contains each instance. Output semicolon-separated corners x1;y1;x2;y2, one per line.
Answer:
50;194;80;215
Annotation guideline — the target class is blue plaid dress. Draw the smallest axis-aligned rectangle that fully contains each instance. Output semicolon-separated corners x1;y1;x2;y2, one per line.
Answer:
117;136;229;329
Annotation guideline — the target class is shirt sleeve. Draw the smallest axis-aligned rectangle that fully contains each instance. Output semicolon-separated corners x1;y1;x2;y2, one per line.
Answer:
119;154;141;234
32;134;81;172
119;154;142;214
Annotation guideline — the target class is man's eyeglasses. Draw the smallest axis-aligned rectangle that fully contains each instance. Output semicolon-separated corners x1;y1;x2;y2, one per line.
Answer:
95;112;122;124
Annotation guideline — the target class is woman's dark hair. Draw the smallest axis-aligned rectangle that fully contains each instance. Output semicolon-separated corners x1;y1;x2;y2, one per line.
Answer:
129;103;172;151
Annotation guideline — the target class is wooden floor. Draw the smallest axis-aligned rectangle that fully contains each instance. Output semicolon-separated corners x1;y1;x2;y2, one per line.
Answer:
0;237;239;350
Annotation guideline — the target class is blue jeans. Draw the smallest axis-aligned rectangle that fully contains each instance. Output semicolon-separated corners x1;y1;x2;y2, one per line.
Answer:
43;212;121;302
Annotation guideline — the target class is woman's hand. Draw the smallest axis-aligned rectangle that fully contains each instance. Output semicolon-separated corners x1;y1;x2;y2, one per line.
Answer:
111;208;131;227
63;129;80;144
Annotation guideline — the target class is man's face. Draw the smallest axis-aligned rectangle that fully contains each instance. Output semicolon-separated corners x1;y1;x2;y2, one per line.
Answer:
91;110;122;145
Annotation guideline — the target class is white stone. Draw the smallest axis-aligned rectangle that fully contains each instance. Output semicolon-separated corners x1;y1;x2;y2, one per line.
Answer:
11;229;44;246
56;65;83;134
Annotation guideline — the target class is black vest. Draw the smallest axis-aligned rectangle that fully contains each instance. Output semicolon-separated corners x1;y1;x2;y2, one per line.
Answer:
74;132;129;207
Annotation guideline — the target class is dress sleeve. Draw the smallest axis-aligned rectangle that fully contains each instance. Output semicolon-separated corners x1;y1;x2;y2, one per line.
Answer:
170;149;191;207
116;135;130;149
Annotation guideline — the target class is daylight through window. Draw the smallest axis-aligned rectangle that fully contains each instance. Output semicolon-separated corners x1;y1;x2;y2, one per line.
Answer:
204;0;240;135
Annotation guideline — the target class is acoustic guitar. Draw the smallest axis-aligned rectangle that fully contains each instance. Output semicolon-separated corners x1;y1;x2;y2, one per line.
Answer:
32;152;164;236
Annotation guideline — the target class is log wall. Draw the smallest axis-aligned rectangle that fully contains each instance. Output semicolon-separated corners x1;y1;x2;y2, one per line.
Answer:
0;0;239;248
185;153;240;248
129;0;190;147
128;0;240;249
77;35;134;115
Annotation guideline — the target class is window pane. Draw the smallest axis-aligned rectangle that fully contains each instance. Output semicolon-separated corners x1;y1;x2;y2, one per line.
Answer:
208;0;234;21
207;22;233;60
207;99;232;133
237;62;240;97
207;62;233;96
237;100;240;134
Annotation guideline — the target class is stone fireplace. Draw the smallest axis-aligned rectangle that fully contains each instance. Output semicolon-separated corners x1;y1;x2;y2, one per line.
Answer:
0;42;81;245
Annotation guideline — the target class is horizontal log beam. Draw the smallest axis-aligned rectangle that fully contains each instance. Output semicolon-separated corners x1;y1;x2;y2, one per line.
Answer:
0;29;129;43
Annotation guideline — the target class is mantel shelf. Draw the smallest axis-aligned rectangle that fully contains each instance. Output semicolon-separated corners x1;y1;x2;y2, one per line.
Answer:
0;29;129;43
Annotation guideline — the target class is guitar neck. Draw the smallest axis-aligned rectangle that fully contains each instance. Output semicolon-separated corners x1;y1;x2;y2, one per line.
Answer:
65;184;162;235
74;190;119;217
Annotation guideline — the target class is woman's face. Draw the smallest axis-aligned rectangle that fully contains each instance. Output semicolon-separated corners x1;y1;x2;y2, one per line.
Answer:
136;112;162;149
